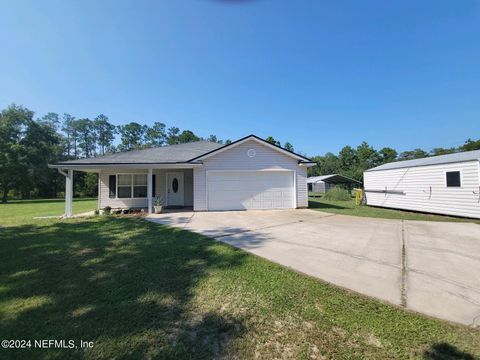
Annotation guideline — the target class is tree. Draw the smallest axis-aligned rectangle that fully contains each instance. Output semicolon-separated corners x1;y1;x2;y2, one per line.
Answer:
460;138;480;152
284;142;294;152
166;127;180;145
75;119;95;157
430;147;456;156
145;122;167;147
265;136;280;146
0;104;33;202
398;148;428;161
61;113;76;158
39;112;60;131
117;122;147;151
225;139;232;145
338;145;358;171
178;130;200;143
379;147;398;164
357;141;381;170
207;134;223;143
94;114;116;155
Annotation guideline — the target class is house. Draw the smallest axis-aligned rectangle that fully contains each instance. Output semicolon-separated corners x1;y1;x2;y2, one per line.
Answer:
364;150;480;219
50;135;315;216
307;174;361;193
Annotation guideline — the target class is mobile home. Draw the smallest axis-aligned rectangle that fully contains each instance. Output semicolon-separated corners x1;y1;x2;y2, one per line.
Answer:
364;150;480;219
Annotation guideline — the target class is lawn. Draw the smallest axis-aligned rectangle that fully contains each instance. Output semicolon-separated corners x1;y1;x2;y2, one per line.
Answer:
0;201;479;359
0;198;97;226
309;196;479;223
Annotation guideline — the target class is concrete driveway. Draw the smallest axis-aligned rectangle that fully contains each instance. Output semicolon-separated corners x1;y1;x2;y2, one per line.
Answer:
146;209;480;326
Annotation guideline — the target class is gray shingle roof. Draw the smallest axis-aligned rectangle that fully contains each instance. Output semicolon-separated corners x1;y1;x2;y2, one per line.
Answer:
366;149;480;172
55;141;223;165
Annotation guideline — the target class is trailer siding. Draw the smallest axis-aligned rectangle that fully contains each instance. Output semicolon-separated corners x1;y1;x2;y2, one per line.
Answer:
364;160;480;219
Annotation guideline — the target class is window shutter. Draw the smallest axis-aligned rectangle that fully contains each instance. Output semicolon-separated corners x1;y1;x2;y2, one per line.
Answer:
109;175;116;198
152;174;156;197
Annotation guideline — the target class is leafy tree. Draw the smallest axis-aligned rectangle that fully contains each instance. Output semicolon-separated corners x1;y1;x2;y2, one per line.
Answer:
379;147;398;164
357;141;381;170
460;138;480;152
225;139;232;145
94;114;116;155
166;127;180;145
145;122;167;147
338;145;358;171
265;136;280;146
117;122;147;151
83;173;98;197
398;148;428;161
0;104;33;202
430;147;456;156
39;112;60;131
284;142;294;152
178;130;200;143
75;119;95;157
61;113;76;158
207;134;223;143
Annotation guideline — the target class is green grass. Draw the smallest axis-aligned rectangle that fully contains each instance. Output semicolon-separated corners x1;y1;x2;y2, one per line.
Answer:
0;201;479;359
309;196;480;223
0;198;97;226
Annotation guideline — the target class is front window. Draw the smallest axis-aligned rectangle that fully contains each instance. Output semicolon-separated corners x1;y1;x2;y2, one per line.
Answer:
117;174;148;198
446;171;461;187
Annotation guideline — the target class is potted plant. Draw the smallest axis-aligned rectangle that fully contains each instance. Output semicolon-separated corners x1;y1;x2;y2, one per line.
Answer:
153;196;164;214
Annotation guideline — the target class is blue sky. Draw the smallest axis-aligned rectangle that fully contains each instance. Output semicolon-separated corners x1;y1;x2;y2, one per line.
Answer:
1;0;479;156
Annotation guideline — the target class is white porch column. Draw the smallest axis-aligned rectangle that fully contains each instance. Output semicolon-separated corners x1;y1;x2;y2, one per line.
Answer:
147;168;153;214
65;169;73;217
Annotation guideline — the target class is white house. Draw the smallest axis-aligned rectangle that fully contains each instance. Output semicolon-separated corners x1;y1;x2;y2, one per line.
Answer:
50;135;315;216
364;150;480;219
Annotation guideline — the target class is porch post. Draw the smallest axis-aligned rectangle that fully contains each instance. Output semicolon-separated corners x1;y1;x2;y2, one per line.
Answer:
147;168;153;214
65;169;73;217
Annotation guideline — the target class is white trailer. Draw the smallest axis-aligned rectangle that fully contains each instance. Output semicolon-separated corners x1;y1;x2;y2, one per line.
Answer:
364;150;480;219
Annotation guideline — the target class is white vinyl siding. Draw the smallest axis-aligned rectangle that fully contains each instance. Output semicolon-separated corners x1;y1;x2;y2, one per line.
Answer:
207;171;294;210
364;160;480;219
99;168;193;209
193;139;307;211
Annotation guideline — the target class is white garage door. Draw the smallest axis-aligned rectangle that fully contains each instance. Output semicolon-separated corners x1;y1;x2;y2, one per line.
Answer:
207;171;294;211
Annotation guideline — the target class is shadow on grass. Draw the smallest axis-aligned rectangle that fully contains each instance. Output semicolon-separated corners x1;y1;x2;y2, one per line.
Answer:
0;217;247;359
424;342;476;360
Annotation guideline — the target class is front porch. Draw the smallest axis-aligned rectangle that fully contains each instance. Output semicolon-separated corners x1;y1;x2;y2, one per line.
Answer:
59;167;195;217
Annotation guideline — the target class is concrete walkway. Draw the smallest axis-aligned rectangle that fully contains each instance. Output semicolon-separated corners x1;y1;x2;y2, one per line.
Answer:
146;209;480;326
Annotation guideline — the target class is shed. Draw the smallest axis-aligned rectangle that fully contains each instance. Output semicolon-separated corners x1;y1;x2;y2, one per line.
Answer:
363;150;480;219
307;174;361;193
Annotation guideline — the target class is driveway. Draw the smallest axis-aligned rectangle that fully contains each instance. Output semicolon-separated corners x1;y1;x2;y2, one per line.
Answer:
146;209;480;326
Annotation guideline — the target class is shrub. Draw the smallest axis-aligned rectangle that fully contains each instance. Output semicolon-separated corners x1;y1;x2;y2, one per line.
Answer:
103;206;111;215
323;187;351;201
94;209;100;216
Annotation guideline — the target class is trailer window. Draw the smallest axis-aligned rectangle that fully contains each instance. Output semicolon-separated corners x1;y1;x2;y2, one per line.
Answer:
446;171;461;187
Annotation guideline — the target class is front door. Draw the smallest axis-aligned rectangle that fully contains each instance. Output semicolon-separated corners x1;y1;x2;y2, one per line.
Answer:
166;172;184;206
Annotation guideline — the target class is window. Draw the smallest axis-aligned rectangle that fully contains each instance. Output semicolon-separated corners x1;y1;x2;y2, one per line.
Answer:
133;174;147;197
446;171;461;187
117;174;148;198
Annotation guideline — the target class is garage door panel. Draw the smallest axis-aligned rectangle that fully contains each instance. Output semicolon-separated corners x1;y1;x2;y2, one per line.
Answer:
207;171;294;210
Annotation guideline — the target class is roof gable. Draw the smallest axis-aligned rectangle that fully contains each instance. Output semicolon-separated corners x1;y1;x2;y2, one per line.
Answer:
188;134;313;163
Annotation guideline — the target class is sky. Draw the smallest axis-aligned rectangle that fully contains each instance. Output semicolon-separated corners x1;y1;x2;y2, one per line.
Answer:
0;0;479;156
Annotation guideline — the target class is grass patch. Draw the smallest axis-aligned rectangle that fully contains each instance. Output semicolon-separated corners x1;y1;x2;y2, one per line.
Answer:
0;200;479;359
0;198;97;226
309;196;479;223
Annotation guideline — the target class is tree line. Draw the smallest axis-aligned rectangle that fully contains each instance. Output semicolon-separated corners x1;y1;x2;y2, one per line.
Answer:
310;139;480;181
0;104;230;202
1;102;478;202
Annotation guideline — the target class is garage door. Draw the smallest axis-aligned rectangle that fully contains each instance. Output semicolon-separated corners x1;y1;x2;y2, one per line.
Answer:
207;171;294;211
